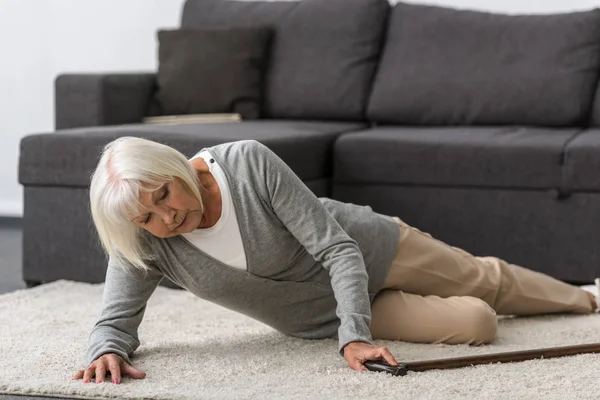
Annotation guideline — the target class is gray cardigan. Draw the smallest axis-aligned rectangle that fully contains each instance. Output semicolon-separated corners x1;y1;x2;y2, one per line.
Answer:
85;140;400;365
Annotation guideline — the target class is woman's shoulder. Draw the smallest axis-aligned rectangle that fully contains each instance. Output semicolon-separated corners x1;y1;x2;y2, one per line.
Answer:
205;140;270;173
206;139;262;154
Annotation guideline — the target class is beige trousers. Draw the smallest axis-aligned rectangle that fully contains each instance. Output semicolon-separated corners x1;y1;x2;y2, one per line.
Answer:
370;217;592;345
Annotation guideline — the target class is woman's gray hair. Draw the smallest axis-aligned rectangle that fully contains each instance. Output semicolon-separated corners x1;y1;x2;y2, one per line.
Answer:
89;136;205;272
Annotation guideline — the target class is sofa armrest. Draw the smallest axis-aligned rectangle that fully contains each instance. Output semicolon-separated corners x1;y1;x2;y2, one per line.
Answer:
55;73;157;129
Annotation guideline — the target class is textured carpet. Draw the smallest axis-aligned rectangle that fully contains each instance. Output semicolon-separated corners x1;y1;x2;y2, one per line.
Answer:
1;280;599;400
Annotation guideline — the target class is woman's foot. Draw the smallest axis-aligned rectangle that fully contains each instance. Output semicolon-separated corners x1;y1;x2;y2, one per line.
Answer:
586;291;597;310
581;278;600;313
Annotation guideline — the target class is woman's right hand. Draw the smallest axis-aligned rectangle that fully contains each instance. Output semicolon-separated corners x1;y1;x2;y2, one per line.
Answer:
72;353;146;384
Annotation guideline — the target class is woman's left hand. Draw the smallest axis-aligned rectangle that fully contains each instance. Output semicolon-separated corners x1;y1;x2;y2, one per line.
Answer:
343;341;399;371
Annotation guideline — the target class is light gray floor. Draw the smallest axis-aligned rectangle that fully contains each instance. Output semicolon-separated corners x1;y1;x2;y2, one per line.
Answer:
0;225;26;294
0;222;72;400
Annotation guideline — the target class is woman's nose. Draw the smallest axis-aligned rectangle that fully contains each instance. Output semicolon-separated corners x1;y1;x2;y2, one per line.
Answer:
158;205;176;224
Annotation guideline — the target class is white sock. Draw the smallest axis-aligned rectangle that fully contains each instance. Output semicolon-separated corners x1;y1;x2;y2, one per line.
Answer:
596;278;600;313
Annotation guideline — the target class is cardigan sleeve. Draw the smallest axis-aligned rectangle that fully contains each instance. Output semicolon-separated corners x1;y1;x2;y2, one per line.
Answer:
248;140;374;356
84;257;164;366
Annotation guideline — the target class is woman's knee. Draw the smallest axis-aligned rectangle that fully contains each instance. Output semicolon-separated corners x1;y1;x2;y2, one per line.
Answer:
461;298;498;345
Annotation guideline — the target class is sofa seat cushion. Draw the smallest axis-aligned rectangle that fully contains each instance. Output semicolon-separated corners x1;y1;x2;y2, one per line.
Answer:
19;121;365;187
367;2;600;126
334;127;579;190
563;129;600;192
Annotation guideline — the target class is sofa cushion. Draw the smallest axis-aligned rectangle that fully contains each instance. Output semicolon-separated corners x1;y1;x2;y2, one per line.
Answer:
591;86;600;126
180;0;389;121
562;129;600;191
19;121;365;187
155;27;273;120
333;127;578;190
367;2;600;126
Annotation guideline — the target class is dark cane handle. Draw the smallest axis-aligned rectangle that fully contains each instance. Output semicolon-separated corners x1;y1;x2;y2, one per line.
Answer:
363;360;409;376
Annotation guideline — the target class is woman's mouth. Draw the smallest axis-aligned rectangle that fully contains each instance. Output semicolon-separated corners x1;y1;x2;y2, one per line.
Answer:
176;214;187;229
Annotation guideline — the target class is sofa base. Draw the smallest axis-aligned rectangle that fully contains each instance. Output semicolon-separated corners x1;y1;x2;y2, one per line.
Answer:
25;280;42;288
333;183;600;283
24;181;599;286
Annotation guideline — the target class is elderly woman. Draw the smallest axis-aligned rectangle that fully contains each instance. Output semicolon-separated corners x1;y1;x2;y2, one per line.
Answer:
72;136;599;385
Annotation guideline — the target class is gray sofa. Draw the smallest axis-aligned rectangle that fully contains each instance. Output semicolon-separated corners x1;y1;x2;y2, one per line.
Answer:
18;0;600;289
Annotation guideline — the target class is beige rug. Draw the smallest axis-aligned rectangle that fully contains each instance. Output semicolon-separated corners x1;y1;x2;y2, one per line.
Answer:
1;280;599;400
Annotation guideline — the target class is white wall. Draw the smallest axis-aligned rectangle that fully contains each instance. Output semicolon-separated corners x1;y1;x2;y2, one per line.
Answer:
398;0;600;13
0;0;185;217
0;0;599;217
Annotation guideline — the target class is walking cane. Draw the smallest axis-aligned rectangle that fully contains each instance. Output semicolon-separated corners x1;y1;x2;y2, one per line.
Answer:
363;342;600;376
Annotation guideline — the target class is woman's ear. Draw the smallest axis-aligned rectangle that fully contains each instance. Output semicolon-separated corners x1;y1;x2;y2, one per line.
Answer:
189;157;209;174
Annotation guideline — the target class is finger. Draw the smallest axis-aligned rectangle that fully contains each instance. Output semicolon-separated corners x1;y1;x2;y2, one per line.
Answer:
95;365;106;384
351;359;368;372
72;370;83;380
82;366;94;383
108;360;121;384
381;348;399;365
122;363;146;379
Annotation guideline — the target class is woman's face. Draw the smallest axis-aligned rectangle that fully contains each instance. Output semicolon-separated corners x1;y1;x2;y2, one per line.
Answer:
132;177;204;238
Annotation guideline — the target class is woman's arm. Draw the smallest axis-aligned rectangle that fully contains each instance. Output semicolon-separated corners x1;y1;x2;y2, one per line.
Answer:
84;257;164;366
248;140;373;356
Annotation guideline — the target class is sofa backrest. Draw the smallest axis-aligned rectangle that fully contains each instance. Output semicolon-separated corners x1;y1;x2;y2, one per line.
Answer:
591;84;600;126
367;2;600;127
181;0;389;122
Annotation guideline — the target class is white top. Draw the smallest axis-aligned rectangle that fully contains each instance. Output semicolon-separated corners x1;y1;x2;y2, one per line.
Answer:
181;150;248;270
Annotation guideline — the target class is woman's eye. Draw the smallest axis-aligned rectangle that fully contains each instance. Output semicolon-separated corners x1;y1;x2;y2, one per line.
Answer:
161;189;169;201
140;187;168;225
